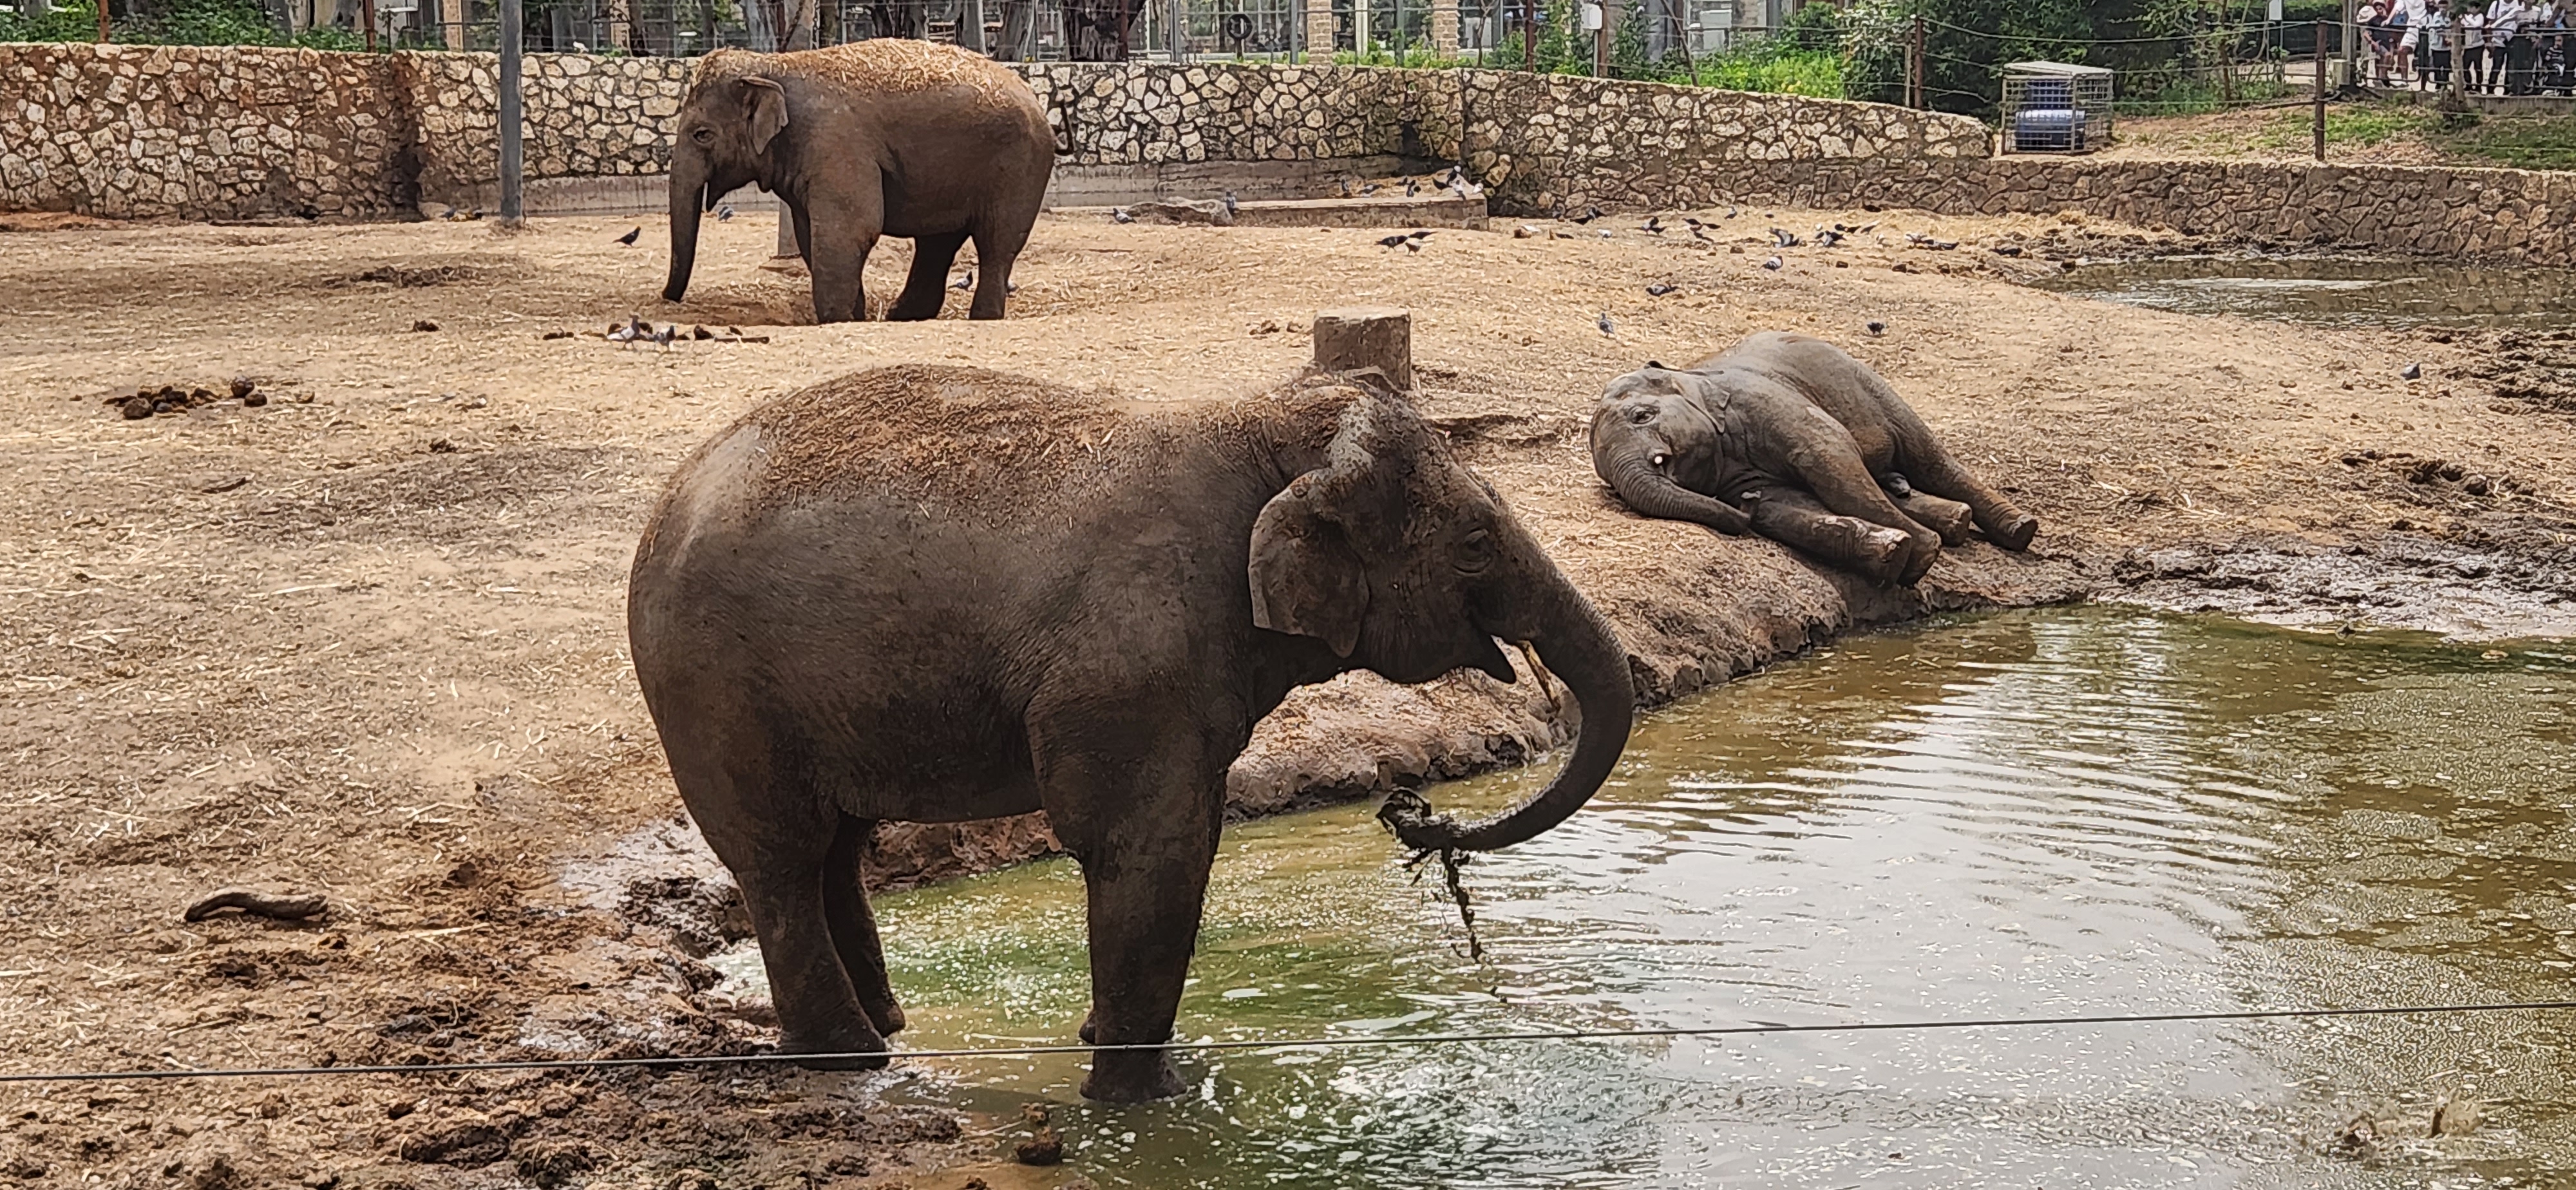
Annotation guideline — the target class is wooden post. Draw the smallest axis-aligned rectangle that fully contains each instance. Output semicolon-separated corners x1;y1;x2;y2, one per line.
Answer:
1312;308;1413;390
499;0;524;225
363;0;376;50
2314;18;2327;160
96;0;108;41
1908;14;1924;107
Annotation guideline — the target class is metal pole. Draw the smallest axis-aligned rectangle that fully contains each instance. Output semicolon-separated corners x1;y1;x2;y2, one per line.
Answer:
2314;18;2327;160
1909;14;1923;107
364;0;377;51
499;0;525;225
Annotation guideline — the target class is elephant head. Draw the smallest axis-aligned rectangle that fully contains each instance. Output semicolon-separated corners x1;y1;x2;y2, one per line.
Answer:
664;55;793;303
1589;364;1753;534
1249;389;1634;855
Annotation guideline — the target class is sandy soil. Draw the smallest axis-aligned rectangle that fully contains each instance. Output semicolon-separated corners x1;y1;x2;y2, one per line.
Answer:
3;202;2575;1189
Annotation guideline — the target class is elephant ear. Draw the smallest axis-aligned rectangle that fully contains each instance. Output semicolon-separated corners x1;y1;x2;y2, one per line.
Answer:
1249;474;1368;657
739;76;790;155
1249;399;1403;657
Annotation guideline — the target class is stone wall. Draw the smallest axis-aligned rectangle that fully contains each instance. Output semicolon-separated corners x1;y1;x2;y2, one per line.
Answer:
0;42;414;220
6;42;2573;267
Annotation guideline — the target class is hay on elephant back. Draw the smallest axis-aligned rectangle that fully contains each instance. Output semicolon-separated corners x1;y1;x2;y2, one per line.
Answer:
687;41;1032;111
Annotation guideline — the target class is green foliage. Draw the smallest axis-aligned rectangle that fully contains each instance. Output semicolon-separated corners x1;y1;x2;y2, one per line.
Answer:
142;0;288;45
0;0;103;41
2434;113;2576;169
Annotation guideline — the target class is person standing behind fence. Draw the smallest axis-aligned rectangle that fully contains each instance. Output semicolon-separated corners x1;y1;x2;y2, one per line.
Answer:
2362;3;2394;84
2459;3;2490;89
2425;0;2455;86
2494;0;2532;92
2398;0;2426;81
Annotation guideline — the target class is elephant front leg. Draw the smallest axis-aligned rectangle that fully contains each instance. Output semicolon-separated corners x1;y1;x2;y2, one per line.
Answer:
1030;699;1229;1102
1747;486;1922;586
887;231;967;322
802;194;881;324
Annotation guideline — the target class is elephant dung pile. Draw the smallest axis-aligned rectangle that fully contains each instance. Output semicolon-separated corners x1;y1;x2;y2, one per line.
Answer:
108;376;266;419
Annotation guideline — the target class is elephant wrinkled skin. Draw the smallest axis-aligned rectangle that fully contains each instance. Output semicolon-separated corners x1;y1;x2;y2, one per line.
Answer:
627;365;1635;1102
661;41;1053;323
1589;332;2039;584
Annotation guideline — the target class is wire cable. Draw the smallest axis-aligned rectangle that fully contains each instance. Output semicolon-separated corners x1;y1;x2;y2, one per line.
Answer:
8;998;2575;1085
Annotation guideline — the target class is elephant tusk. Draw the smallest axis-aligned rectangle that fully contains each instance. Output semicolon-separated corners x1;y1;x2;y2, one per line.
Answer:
1650;453;1669;468
1515;640;1560;715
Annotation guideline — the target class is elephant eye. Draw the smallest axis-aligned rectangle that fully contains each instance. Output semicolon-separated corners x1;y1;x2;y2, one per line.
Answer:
1455;529;1495;574
690;128;715;145
1627;406;1655;425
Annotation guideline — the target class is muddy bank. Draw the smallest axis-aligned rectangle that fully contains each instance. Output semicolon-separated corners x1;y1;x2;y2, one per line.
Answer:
5;205;2576;1189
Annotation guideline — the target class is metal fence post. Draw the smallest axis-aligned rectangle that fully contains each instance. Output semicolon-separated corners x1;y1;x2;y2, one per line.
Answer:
2314;17;2327;160
500;0;525;225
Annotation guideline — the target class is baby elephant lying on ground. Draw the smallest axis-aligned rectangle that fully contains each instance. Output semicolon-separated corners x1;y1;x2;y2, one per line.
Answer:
1589;331;2038;584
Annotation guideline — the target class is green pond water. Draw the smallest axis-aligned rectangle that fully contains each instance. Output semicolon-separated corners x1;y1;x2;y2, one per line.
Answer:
765;609;2576;1187
2025;256;2576;328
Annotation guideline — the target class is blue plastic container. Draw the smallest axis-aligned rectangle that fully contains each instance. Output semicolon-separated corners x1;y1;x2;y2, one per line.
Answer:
2012;108;2088;153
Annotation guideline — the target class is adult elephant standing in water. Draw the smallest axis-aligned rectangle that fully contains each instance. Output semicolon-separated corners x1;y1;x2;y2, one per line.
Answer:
628;365;1635;1102
1590;332;2039;585
660;41;1052;323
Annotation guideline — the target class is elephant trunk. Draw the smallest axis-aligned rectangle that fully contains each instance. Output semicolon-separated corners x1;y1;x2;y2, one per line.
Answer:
1383;574;1634;854
664;172;705;303
1601;448;1752;535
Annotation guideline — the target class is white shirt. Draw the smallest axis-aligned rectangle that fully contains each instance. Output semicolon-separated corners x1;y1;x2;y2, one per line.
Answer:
2490;0;2524;38
2461;10;2486;46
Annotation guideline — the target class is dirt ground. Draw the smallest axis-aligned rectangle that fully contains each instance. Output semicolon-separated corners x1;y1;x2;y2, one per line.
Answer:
4;200;2575;1190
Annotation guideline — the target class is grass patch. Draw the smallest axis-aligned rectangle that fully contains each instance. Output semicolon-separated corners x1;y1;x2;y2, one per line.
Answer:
2259;100;2438;150
2440;115;2576;169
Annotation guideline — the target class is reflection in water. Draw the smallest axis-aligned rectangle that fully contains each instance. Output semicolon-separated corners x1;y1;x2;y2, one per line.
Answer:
820;610;2576;1187
2025;255;2576;328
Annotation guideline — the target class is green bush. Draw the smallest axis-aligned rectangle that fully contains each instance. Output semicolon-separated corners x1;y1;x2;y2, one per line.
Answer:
0;0;104;41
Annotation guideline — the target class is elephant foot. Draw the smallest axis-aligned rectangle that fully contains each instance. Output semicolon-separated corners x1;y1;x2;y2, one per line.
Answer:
1844;520;1917;586
1896;539;1939;585
1081;1050;1186;1102
1987;513;2040;552
779;1021;890;1071
1077;1010;1097;1044
864;998;907;1037
885;295;944;322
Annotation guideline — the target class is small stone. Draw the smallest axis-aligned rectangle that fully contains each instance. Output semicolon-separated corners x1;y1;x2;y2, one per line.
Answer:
1014;1127;1065;1165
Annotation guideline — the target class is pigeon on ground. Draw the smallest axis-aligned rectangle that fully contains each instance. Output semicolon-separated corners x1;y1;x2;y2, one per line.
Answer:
650;323;676;350
607;320;639;345
571;39;587;51
1814;227;1844;247
2401;363;2423;379
1360;183;1380;195
1646;283;1677;296
1112;207;1133;223
1409;229;1433;240
1598;312;1615;336
1571;205;1602;224
1763;256;1784;270
1770;227;1800;248
1405;178;1419;197
1598;229;1613;238
1404;240;1422;253
437;204;459;220
614;227;641;245
952;273;973;290
1866;321;1886;335
1643;216;1663;234
1223;190;1238;216
1726;206;1740;219
717;205;735;222
1690;226;1711;241
1378;233;1411;248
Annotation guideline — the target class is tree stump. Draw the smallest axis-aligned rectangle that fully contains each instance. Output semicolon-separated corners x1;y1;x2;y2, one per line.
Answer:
1311;307;1412;392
